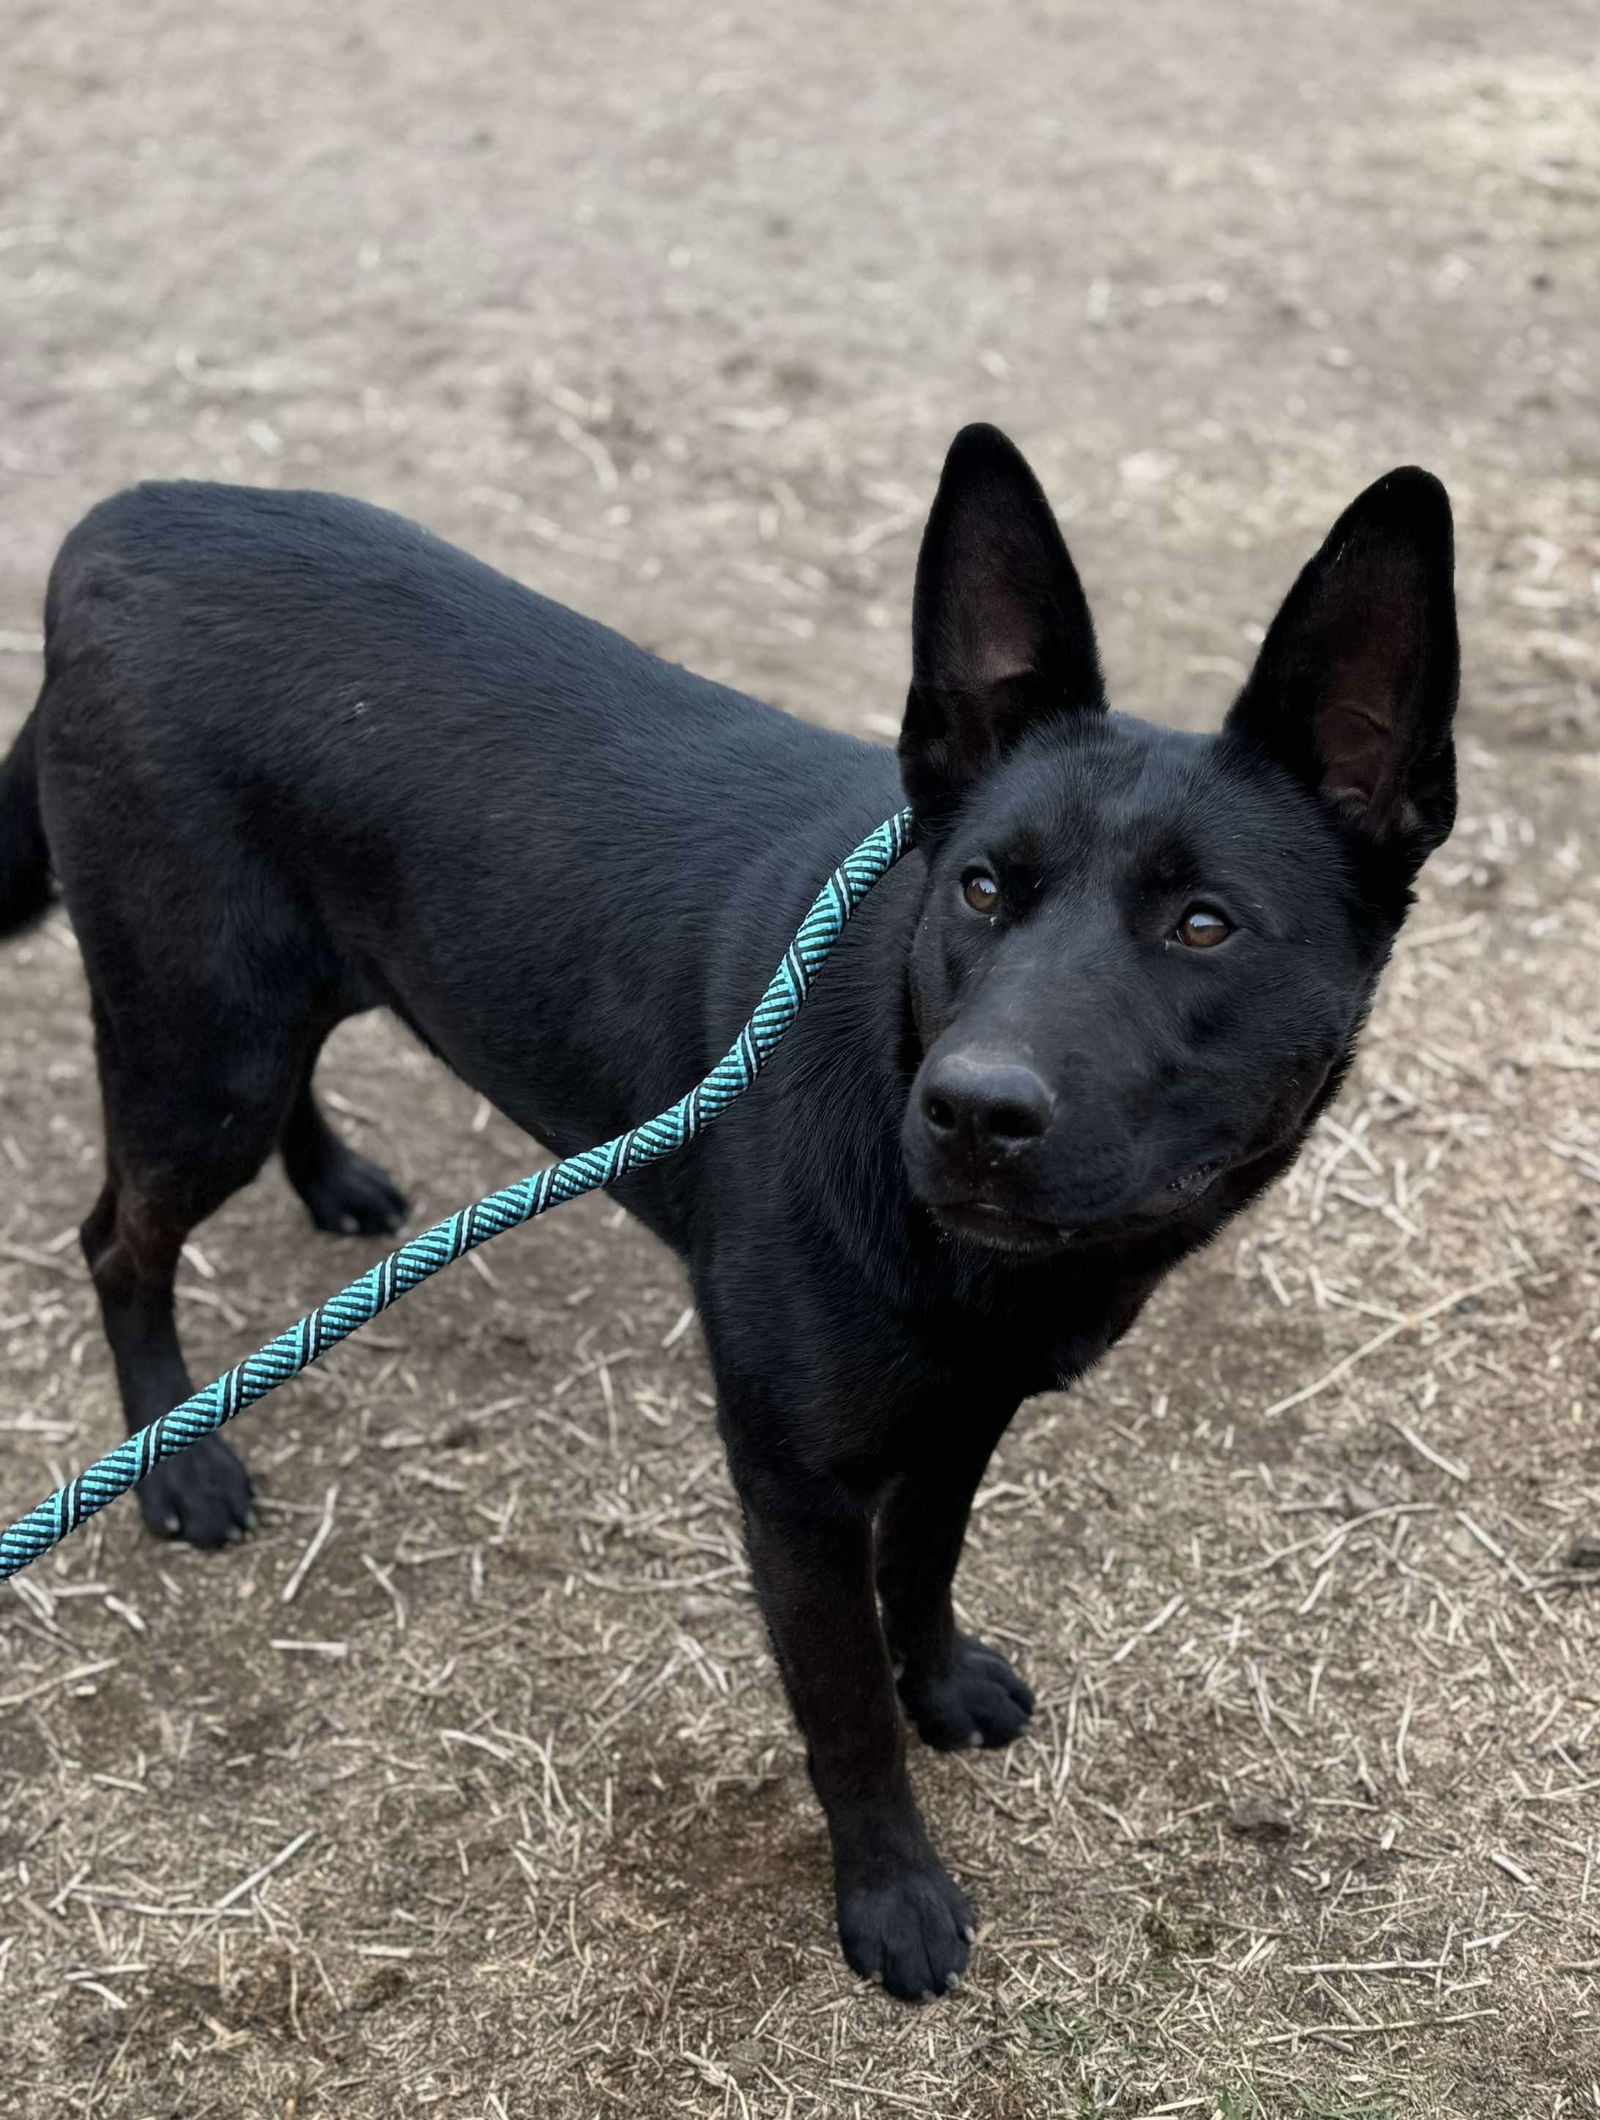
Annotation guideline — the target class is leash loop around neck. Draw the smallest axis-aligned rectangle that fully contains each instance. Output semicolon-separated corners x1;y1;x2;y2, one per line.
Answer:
0;809;916;1581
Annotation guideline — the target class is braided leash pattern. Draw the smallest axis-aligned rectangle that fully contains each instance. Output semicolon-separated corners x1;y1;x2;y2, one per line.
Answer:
1;808;915;1581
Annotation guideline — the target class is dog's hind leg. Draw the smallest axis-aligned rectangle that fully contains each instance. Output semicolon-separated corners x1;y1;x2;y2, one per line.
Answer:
81;997;306;1548
280;1044;407;1237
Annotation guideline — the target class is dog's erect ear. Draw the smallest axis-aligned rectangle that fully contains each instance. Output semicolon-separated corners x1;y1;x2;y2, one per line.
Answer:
1225;468;1458;867
899;424;1105;824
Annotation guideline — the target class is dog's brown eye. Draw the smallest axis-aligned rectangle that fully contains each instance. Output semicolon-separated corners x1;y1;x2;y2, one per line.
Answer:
962;868;1000;916
1175;905;1231;949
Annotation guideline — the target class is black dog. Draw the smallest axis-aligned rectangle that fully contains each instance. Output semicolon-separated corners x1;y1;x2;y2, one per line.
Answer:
0;426;1456;1998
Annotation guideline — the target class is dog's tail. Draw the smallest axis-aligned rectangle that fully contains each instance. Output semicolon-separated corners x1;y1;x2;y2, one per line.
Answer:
0;709;53;941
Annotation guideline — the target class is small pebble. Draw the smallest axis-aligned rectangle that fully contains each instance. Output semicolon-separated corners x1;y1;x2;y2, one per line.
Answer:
722;2038;765;2082
1228;1793;1294;1842
1566;1532;1600;1571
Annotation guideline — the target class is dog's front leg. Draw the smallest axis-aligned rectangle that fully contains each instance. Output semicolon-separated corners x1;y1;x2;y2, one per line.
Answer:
737;1482;974;2000
875;1444;1034;1753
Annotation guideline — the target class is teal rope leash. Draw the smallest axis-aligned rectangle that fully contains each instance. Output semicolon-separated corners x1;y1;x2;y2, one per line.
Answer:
0;809;915;1582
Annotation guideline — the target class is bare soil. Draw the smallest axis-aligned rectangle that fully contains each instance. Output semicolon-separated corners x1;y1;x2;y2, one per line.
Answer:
2;3;1598;2113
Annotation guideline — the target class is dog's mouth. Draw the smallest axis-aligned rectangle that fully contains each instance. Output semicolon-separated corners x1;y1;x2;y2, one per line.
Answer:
926;1200;1076;1256
928;1158;1230;1257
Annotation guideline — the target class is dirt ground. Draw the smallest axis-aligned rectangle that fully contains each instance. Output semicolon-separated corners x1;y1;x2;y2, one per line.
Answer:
2;2;1599;2113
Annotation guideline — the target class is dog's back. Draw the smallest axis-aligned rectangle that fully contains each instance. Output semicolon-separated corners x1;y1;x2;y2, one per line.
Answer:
34;480;898;1145
43;478;874;880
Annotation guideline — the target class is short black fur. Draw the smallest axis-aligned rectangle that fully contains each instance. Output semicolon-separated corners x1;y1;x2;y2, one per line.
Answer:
0;424;1457;1999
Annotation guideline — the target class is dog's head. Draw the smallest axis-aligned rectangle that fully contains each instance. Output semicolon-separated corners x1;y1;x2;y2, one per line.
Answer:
897;425;1458;1258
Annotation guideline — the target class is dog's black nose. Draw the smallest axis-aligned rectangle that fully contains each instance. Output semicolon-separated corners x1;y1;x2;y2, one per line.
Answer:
919;1056;1054;1151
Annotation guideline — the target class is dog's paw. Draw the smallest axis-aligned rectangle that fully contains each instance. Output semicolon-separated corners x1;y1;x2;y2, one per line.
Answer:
837;1858;973;2002
137;1434;256;1549
899;1634;1034;1751
297;1149;408;1237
